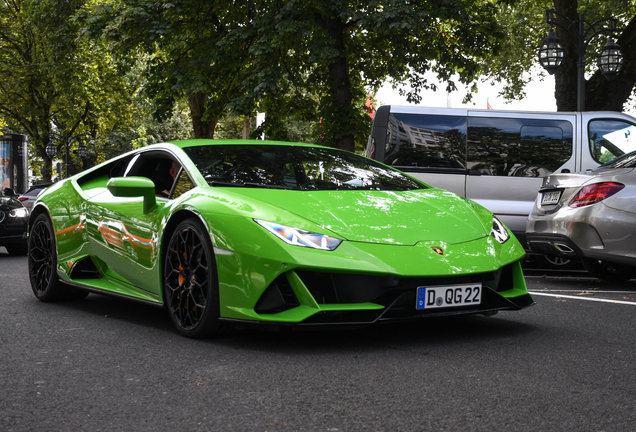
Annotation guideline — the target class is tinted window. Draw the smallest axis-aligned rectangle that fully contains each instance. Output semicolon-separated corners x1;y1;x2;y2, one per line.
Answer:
383;114;467;169
589;120;636;163
183;144;426;191
467;117;572;177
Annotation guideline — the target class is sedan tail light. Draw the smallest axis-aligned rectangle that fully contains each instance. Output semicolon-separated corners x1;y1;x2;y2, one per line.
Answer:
569;182;625;208
17;197;28;201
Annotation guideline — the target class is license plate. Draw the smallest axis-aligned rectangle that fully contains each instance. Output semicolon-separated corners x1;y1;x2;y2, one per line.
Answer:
416;283;482;310
541;190;561;205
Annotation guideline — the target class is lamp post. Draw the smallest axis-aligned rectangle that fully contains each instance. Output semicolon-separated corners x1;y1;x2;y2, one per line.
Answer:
45;132;89;179
538;9;623;112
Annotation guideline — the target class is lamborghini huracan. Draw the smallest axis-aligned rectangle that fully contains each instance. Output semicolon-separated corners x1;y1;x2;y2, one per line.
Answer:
28;140;533;338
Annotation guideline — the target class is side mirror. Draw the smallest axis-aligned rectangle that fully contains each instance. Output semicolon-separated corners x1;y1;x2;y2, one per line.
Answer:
107;177;157;214
2;188;16;197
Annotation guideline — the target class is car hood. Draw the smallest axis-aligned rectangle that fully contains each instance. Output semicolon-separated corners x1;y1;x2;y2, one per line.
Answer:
220;188;489;246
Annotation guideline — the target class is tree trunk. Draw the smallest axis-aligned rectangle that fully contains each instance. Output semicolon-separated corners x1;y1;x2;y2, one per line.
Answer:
42;152;53;183
188;93;218;138
322;15;356;152
38;133;54;183
242;116;251;139
553;0;578;112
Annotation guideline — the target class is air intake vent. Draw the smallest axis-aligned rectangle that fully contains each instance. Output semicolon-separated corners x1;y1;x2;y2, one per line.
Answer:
69;256;102;280
254;274;300;314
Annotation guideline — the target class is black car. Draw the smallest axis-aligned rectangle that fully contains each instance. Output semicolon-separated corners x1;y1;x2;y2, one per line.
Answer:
0;188;29;255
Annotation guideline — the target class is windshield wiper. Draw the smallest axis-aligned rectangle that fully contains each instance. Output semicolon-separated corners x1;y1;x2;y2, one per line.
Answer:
209;180;246;187
209;180;293;190
244;182;294;190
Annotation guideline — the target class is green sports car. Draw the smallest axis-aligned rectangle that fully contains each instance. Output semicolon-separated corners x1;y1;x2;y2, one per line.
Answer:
28;139;533;338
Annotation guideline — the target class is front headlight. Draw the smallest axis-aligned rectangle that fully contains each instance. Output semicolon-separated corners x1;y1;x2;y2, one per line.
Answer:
9;207;29;218
255;219;342;251
490;217;510;244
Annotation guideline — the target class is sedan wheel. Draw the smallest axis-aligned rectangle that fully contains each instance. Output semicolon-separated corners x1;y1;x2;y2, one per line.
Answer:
534;254;575;270
163;218;226;338
582;258;636;282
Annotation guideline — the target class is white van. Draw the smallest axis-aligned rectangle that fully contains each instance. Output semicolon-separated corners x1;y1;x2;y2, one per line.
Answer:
365;105;636;247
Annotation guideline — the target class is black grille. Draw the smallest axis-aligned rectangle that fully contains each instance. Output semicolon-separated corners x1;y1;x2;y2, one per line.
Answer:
254;274;300;314
296;268;512;306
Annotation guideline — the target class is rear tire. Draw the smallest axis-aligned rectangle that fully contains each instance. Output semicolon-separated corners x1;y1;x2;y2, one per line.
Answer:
582;258;636;282
163;217;227;338
28;214;69;301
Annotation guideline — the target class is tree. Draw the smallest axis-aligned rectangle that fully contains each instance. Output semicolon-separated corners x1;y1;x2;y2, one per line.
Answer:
0;0;58;180
559;0;636;111
82;0;261;139
0;0;139;181
243;0;506;151
480;0;636;112
83;0;505;151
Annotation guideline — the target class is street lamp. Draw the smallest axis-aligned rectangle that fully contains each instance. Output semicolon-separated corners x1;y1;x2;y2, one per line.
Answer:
538;9;623;111
45;132;89;179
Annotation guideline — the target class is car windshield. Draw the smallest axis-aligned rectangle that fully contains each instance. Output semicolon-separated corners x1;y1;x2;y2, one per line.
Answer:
600;150;636;169
183;144;427;191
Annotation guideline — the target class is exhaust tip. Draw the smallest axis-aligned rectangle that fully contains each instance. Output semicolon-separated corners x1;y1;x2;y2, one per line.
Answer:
553;242;575;254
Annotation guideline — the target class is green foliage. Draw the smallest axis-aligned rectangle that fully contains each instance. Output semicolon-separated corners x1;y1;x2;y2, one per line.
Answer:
238;0;505;150
481;0;636;111
80;0;504;150
0;0;147;181
81;0;260;132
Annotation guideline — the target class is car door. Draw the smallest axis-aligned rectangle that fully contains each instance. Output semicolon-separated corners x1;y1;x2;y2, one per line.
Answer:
85;150;178;293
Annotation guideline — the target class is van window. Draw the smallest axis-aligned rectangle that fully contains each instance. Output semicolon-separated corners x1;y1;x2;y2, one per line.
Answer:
467;117;573;177
589;119;636;164
384;114;467;169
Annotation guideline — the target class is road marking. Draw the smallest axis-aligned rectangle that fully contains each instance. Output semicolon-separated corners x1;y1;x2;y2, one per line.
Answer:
529;291;636;305
533;289;636;294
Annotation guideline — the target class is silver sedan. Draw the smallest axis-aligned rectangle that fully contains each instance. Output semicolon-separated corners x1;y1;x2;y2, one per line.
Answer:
526;151;636;281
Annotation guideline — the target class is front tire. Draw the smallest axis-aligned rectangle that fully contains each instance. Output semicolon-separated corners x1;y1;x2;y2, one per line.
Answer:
163;217;226;338
582;258;636;282
28;214;69;301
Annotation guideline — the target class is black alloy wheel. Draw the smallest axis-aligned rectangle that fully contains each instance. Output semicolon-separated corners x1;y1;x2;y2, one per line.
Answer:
28;214;69;301
163;217;226;338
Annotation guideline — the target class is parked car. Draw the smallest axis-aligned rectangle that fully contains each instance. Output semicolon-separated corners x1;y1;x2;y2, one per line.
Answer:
28;139;533;338
526;150;636;281
18;183;52;210
366;106;636;252
0;188;29;255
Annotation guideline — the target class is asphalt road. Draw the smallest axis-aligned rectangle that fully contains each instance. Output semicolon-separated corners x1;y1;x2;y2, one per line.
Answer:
2;248;636;431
